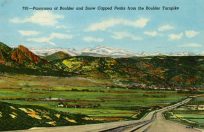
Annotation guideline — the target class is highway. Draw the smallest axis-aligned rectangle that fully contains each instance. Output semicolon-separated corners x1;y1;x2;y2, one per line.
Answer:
24;97;203;132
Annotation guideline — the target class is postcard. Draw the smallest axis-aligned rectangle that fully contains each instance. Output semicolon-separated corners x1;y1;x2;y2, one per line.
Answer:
0;0;204;131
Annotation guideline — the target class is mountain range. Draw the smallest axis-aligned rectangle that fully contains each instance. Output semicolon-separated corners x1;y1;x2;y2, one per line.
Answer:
0;42;66;76
30;48;79;57
1;42;204;89
30;46;204;58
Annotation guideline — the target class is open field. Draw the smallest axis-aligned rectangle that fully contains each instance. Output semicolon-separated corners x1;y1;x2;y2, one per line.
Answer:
164;95;204;128
0;74;190;122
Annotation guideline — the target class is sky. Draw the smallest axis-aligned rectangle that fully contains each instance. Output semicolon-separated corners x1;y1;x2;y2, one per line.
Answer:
0;0;204;54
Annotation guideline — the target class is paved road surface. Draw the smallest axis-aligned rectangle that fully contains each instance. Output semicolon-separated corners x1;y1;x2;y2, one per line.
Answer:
145;111;201;132
144;98;202;132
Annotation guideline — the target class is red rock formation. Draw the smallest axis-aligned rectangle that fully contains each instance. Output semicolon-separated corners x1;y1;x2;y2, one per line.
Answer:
11;49;27;64
0;51;5;64
0;59;5;64
17;45;40;64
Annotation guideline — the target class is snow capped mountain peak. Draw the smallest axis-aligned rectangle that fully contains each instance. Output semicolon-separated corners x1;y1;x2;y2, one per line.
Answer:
29;46;203;58
81;46;135;58
30;48;79;56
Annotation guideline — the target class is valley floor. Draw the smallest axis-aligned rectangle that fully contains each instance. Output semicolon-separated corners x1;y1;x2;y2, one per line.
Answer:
0;74;201;131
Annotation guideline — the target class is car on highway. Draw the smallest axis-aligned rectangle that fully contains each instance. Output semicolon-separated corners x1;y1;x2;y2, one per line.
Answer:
186;125;194;128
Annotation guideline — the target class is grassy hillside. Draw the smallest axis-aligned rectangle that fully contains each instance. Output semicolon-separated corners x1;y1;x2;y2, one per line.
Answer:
53;56;204;88
45;51;70;62
0;101;97;131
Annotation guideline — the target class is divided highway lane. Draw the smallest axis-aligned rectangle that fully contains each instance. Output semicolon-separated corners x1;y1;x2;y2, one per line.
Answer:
102;98;196;132
136;97;202;132
101;112;157;132
25;117;151;132
23;97;202;132
144;110;201;132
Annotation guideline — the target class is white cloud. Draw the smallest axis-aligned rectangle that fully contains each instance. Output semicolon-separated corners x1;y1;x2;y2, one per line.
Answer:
27;37;55;45
10;11;64;26
49;33;73;39
18;30;40;36
168;33;183;40
112;31;143;41
185;30;199;38
178;43;202;48
83;36;104;43
56;25;67;29
158;24;174;32
144;31;158;37
27;32;73;45
87;18;149;31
